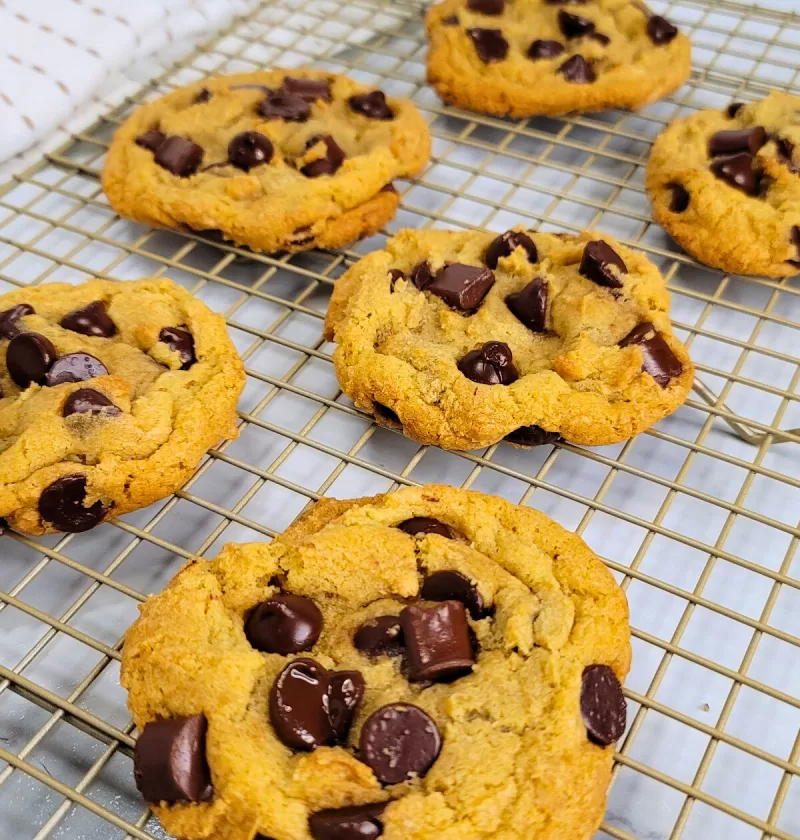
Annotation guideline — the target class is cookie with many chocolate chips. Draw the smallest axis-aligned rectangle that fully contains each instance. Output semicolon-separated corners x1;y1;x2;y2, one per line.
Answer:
121;484;630;840
425;0;691;117
0;278;244;534
324;227;693;449
103;70;430;254
647;90;800;276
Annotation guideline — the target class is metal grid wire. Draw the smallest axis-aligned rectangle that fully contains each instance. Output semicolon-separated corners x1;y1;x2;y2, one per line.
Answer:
0;0;799;837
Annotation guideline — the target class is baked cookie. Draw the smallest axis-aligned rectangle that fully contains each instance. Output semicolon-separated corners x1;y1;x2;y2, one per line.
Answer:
102;71;431;253
647;91;800;277
122;484;631;840
0;278;244;535
426;0;691;117
324;227;693;450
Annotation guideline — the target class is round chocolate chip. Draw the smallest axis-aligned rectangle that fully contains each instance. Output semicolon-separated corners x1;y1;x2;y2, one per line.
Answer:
327;670;366;741
559;54;595;83
245;594;323;654
504;425;560;447
527;39;565;60
484;229;538;269
6;332;57;388
348;91;393;120
309;803;386;840
467;28;509;63
505;277;548;332
421;570;487;619
38;475;107;532
60;300;117;337
646;14;678;45
45;353;108;387
581;664;627;746
710;152;759;195
397;517;455;539
354;616;404;658
668;183;690;212
359;703;442;785
0;303;34;340
63;388;121;418
228;131;274;171
558;9;595;38
457;341;519;385
410;262;433;290
159;326;196;370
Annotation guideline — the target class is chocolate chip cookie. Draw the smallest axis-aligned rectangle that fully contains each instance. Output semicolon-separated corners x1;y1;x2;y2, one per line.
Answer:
0;278;244;535
121;484;631;840
647;91;800;276
102;71;430;253
426;0;691;117
324;228;693;450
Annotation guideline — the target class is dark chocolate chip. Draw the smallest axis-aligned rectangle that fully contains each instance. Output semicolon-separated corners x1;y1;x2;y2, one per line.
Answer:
309;803;386;840
467;0;505;13
458;341;519;385
135;129;166;152
327;670;365;741
348;91;393;120
194;88;212;104
410;262;434;290
579;240;627;289
38;474;107;532
708;126;766;157
709;152;759;195
647;15;678;44
280;77;332;102
527;39;565;60
60;300;117;337
354;616;405;658
777;138;799;174
467;28;509;63
504;425;560;446
426;264;495;311
45;352;108;387
6;332;57;388
668;183;690;212
442;14;459;24
0;303;34;340
258;92;311;122
400;600;475;682
789;225;800;269
228;131;274;171
359;703;442;785
388;269;405;291
398;517;455;539
301;135;346;178
134;715;213;804
159;326;196;370
485;230;538;268
590;31;610;45
619;322;683;387
154;136;204;177
63;388;121;418
558;10;595;38
726;102;744;118
505;277;548;332
581;664;627;747
245;594;323;654
559;54;595;83
421;570;487;619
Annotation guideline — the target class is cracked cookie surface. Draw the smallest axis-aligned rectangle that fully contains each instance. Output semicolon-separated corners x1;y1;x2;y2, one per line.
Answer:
102;70;430;253
121;484;631;840
325;228;693;450
647;91;800;276
425;0;690;117
0;278;244;534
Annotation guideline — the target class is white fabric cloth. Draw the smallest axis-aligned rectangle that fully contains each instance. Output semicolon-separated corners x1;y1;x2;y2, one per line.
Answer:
0;0;258;182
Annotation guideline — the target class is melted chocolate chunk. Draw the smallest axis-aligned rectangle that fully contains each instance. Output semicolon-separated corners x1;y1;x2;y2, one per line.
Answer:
245;594;322;655
228;131;274;171
527;39;565;60
259;92;311;122
38;474;107;532
426;264;495;311
410;262;434;290
709;152;759;195
559;54;595;83
309;803;386;840
154;136;204;177
135;129;166;152
359;703;442;785
388;269;405;291
484;230;538;268
646;14;678;44
6;332;57;388
398;517;455;539
505;277;548;332
354;616;404;658
63;388;121;418
579;240;627;289
458;341;519;385
301;135;346;178
159;326;196;370
348;91;393;120
134;715;213;804
504;425;560;446
558;10;595;38
467;0;505;13
194;88;211;104
421;570;487;619
467;28;509;63
0;303;34;340
619;322;683;386
45;352;108;387
708;126;766;157
442;14;459;25
60;301;116;337
777;138;799;174
668;183;690;212
581;664;627;747
726;102;744;118
281;77;332;102
400;600;475;682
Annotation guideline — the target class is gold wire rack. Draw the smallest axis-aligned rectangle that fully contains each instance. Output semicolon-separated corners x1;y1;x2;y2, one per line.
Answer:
1;0;799;837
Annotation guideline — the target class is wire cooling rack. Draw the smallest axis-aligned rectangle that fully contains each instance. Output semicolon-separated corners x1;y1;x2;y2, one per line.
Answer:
1;0;799;838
